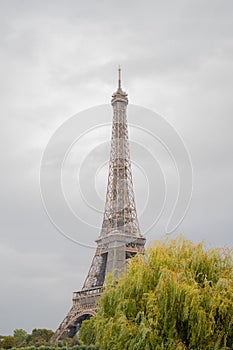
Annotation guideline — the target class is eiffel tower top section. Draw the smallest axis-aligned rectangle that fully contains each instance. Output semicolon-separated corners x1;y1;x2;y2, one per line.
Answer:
111;66;128;104
100;67;142;238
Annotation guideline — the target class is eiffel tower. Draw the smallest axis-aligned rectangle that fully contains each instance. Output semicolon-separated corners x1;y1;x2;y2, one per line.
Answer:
51;69;146;342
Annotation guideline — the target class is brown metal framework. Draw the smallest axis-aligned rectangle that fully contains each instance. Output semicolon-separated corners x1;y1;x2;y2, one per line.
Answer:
51;69;146;342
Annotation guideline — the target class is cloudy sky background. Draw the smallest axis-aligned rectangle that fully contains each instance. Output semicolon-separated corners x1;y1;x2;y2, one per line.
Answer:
1;0;233;335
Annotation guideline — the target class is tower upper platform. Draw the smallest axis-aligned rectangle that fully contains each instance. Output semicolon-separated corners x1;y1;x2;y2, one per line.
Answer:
111;67;128;104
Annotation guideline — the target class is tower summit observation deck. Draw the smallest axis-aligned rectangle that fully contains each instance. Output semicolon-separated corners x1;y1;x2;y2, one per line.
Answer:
51;69;146;342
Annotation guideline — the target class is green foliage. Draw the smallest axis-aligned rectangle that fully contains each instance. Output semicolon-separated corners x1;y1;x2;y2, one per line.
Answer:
0;346;98;350
13;330;28;348
61;335;80;348
1;336;15;349
71;347;99;350
79;318;96;346
81;237;233;350
0;328;98;350
27;329;54;347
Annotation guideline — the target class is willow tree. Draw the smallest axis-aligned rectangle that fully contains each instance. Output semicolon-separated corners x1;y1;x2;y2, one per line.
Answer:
80;237;233;350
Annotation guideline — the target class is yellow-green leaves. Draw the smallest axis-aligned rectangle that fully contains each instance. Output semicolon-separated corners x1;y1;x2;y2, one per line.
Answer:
80;237;233;350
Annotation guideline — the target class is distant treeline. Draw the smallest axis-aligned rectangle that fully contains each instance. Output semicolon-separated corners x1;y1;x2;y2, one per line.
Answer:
0;347;99;350
0;329;98;350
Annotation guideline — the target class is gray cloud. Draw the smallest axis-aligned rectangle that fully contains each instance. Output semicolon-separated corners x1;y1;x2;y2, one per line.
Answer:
0;0;233;335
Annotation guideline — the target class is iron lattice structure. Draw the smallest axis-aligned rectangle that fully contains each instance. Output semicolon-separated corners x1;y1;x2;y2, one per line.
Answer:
101;70;140;237
51;69;146;343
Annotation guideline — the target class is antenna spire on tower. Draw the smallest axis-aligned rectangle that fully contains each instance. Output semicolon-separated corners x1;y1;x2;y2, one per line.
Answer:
112;66;128;104
118;65;121;89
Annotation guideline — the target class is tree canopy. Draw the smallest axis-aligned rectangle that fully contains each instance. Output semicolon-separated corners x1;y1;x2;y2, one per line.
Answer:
13;329;28;348
80;237;233;350
0;329;54;349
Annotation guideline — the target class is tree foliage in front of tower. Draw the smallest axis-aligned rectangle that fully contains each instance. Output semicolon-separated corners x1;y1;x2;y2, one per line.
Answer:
80;237;233;350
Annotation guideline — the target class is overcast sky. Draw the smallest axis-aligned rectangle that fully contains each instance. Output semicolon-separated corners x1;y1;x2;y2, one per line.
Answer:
1;0;233;336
